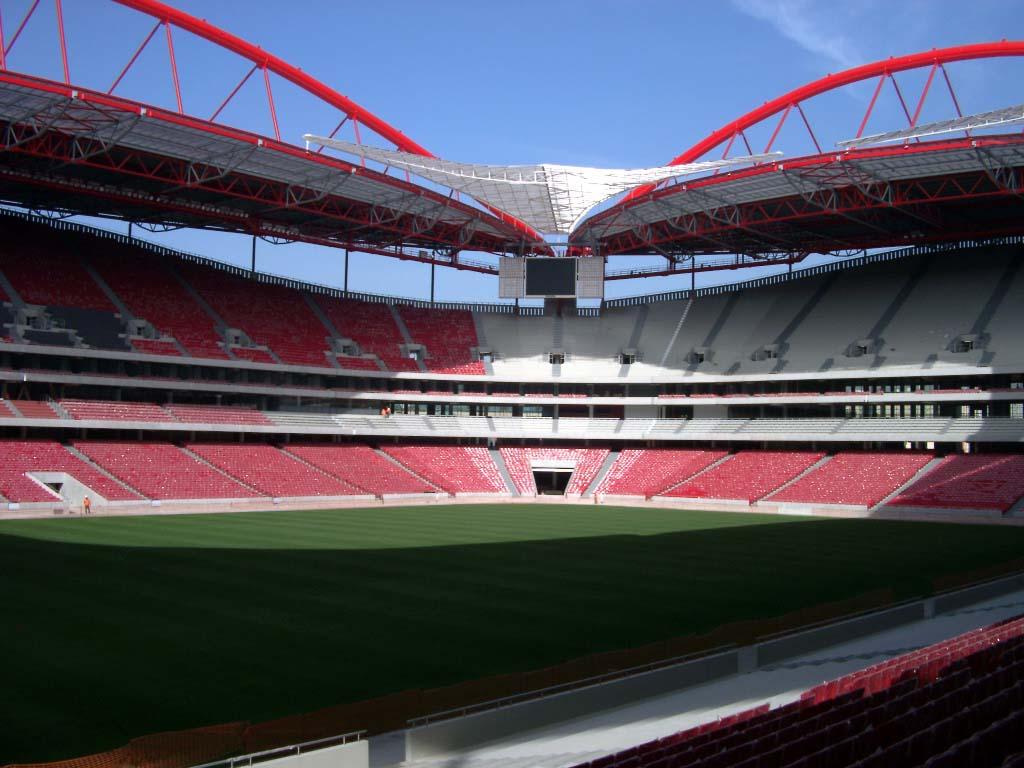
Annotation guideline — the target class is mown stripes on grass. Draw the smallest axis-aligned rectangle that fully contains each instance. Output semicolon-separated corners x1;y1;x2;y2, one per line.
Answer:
2;504;1022;763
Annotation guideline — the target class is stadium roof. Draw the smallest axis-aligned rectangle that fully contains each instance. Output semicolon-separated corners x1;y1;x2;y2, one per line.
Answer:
306;136;779;235
575;134;1024;258
0;72;537;270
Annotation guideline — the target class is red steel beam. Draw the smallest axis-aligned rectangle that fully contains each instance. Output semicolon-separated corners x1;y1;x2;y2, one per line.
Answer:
625;41;1024;203
111;0;545;245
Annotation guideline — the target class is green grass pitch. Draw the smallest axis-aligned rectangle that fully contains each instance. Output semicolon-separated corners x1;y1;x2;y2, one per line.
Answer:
3;504;1024;762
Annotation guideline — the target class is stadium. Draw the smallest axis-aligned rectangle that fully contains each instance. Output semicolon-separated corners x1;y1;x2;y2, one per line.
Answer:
2;1;1024;767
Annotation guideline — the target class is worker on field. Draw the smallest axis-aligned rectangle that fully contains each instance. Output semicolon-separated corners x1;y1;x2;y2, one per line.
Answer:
83;496;92;515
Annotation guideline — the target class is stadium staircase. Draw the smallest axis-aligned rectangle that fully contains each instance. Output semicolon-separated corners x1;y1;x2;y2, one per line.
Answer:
659;297;694;368
301;292;346;370
874;456;946;510
583;450;619;497
489;447;518;496
656;452;734;497
390;305;429;373
619;305;648;377
62;443;147;499
759;454;833;499
276;447;366;494
374;448;447;494
179;446;266;496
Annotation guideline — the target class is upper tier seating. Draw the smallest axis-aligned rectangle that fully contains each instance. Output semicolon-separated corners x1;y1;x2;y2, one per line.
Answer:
0;399;16;417
90;248;228;359
74;442;260;500
399;306;484;375
131;338;182;356
891;454;1024;512
285;444;435;496
9;400;60;419
667;451;825;502
61;399;178;423
573;615;1024;768
179;265;332;367
500;447;610;495
0;226;113;311
186;443;358;497
382;445;506;494
597;448;729;497
0;440;141;502
166;405;273;426
769;452;934;507
316;297;419;372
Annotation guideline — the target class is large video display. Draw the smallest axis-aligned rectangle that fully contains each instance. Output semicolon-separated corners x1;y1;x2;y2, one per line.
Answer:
525;258;577;297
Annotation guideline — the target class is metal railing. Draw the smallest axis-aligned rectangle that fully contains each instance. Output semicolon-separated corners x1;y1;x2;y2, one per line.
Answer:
5;207;1023;312
190;730;365;768
407;644;736;728
604;235;1024;307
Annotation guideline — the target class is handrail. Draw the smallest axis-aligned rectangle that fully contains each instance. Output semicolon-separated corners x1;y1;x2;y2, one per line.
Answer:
604;236;1024;307
189;730;365;768
4;207;1021;311
407;644;737;728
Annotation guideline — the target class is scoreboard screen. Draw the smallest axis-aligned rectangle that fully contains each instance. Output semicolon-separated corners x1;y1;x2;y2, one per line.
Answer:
525;258;577;297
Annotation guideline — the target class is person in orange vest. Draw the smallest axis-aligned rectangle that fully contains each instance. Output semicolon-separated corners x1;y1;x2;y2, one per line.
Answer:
82;495;92;515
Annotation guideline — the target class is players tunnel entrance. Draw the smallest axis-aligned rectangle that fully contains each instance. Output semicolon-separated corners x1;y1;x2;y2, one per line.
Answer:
531;461;576;495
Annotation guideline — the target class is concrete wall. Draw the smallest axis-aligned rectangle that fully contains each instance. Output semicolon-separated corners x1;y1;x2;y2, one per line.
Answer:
255;740;368;768
404;570;1024;760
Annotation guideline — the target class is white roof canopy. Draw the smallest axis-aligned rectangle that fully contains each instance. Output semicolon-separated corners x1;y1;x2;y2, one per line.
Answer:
837;103;1024;149
305;134;780;235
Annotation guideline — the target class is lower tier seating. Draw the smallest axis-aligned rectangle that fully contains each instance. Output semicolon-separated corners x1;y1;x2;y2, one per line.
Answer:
890;454;1024;512
382;445;506;494
186;444;359;498
74;442;260;499
666;451;825;502
596;448;728;497
500;447;610;495
769;452;935;508
285;444;435;496
574;615;1024;768
0;440;141;502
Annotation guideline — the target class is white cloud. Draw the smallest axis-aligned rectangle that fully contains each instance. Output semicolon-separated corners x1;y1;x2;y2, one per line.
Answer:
732;0;864;70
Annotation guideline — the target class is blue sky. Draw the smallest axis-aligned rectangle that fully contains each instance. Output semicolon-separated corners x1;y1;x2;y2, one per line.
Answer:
3;0;1023;301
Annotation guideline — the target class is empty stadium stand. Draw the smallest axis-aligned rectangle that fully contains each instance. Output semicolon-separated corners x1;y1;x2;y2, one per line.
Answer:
0;440;141;502
9;400;60;419
500;447;611;495
285;444;435;496
891;454;1024;513
90;248;228;359
665;451;825;502
130;338;183;356
61;399;178;423
381;445;506;494
316;297;419;371
769;453;935;508
400;306;484;374
186;444;359;498
574;615;1024;768
596;449;731;497
166;404;273;425
178;264;332;367
74;442;260;500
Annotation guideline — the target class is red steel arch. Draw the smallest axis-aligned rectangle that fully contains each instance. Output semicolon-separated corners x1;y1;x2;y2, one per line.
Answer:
112;0;544;244
625;41;1024;203
0;0;544;244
